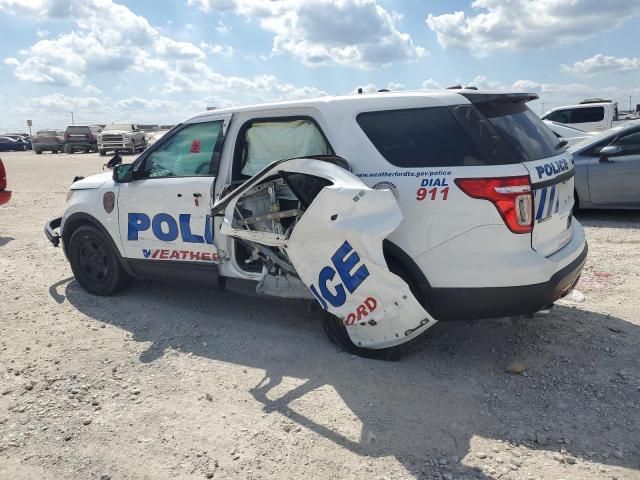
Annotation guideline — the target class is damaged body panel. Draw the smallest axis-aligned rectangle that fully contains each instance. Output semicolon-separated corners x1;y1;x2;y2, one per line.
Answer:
213;157;437;349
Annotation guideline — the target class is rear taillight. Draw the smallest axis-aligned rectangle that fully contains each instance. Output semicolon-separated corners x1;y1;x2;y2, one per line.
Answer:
455;176;533;234
0;159;7;190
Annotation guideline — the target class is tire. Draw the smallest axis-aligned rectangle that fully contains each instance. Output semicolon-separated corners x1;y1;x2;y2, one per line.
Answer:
99;150;106;156
320;256;424;360
35;150;42;155
68;225;133;296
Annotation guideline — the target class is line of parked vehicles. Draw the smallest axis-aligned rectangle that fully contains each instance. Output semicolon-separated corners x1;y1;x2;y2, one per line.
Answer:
0;124;171;155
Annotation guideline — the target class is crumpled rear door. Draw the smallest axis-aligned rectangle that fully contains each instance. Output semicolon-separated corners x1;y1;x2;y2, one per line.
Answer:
215;158;437;349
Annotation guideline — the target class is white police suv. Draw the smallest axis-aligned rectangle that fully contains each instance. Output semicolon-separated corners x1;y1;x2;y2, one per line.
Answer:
46;91;587;358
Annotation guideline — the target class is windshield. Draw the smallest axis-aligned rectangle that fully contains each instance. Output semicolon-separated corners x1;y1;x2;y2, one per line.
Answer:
477;102;563;161
104;123;133;131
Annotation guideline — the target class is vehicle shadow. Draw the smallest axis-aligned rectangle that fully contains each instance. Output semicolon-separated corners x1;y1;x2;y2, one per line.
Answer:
575;209;640;229
58;278;639;478
0;236;15;247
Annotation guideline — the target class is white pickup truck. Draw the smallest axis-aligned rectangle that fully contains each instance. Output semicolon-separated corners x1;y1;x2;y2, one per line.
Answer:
541;101;619;132
98;123;147;156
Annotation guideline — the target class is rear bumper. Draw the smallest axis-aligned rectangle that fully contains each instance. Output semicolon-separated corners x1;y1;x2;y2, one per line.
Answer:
0;190;11;205
45;217;62;247
65;142;96;149
426;242;588;321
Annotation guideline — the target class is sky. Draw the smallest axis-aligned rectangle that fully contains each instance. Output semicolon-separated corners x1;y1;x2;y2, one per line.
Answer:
0;0;639;132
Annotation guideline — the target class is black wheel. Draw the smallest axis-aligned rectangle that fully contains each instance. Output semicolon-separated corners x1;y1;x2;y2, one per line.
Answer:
68;225;132;296
99;149;106;156
35;150;42;155
320;256;424;360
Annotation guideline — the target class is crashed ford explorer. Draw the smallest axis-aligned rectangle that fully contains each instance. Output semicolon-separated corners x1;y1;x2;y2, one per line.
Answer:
45;91;588;358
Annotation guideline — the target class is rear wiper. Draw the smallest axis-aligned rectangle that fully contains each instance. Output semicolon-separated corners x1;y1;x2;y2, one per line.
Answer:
555;139;568;150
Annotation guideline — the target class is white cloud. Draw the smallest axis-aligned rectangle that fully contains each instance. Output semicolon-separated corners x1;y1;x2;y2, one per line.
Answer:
216;20;230;34
421;78;443;90
190;0;427;68
561;54;640;76
0;0;206;86
29;93;103;111
163;61;327;105
199;42;234;57
426;0;640;56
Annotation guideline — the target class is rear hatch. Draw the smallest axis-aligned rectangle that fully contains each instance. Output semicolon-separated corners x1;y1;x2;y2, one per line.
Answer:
34;130;60;145
66;126;91;143
463;93;575;257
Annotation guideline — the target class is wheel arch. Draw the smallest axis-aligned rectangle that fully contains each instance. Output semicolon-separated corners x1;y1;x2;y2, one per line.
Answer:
382;239;432;312
62;212;135;276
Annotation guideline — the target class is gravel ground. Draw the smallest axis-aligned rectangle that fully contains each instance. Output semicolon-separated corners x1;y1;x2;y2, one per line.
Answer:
0;150;639;480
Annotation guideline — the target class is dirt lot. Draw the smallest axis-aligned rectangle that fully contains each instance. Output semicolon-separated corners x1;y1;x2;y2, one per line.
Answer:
0;150;639;480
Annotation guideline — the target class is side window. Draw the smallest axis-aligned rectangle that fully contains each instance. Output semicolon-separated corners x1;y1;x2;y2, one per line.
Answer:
357;107;483;168
239;119;332;177
142;121;223;178
546;110;571;123
614;130;640;155
570;107;604;124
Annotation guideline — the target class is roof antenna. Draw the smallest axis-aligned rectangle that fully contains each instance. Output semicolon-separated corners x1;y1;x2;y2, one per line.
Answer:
357;87;363;94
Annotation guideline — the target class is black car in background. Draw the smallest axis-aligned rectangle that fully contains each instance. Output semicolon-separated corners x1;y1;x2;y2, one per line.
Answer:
32;130;65;154
63;125;101;153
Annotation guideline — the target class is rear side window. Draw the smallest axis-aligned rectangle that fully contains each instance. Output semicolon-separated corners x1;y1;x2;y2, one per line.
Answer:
570;107;604;123
475;102;562;161
356;107;483;168
545;110;571;123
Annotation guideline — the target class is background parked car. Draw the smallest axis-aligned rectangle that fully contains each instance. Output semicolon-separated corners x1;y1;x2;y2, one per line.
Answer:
32;129;65;154
98;123;146;155
63;125;101;153
5;134;32;150
0;136;27;152
0;157;11;205
571;121;640;209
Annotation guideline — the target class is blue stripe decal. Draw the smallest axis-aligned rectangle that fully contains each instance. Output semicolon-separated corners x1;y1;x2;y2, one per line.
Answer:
536;187;548;220
546;185;556;218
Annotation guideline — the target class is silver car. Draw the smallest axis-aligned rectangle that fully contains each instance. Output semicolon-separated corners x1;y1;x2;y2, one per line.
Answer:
571;121;640;209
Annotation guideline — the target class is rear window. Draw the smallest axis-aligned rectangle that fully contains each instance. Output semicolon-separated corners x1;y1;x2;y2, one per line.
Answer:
356;107;483;168
475;103;562;161
66;126;90;134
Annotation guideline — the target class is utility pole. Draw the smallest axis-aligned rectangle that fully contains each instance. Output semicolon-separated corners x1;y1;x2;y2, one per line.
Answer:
70;111;75;125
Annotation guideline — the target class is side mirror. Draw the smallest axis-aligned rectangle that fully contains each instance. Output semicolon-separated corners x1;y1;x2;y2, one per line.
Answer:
113;163;134;183
105;153;122;169
599;145;622;160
